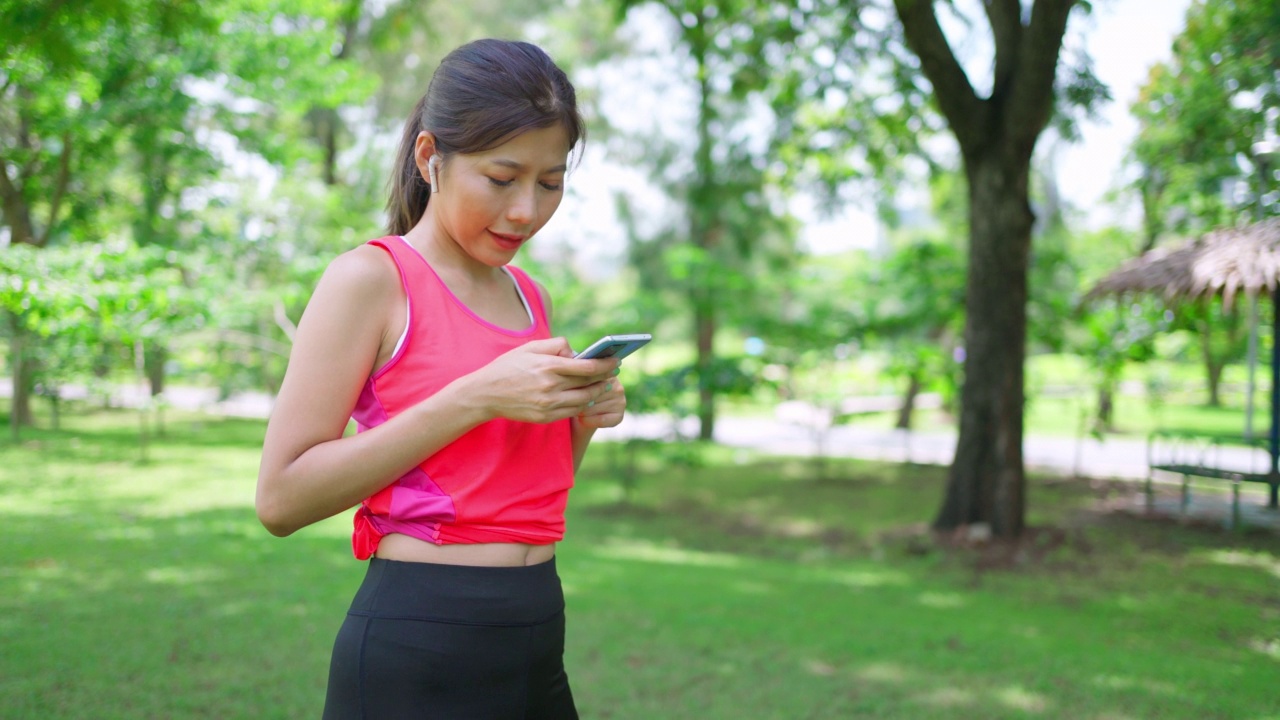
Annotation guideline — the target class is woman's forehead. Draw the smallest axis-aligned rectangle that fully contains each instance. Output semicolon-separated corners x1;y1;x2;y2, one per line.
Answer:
474;125;571;169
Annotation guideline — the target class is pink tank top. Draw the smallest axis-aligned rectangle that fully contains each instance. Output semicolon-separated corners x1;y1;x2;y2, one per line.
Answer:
349;236;574;559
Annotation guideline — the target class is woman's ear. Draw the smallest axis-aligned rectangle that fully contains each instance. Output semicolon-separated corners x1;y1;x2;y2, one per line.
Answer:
413;131;438;187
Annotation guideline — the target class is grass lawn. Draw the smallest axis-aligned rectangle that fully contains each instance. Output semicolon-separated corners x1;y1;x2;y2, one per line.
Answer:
1;407;1277;719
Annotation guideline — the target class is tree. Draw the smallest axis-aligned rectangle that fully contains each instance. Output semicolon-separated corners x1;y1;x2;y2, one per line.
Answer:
1131;0;1280;242
1073;298;1163;433
864;238;965;429
887;0;1092;537
610;0;805;440
0;0;210;423
1129;0;1279;409
0;0;372;423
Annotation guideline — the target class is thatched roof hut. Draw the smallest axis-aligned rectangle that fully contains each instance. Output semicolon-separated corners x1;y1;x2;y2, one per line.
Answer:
1085;218;1280;310
1086;217;1280;508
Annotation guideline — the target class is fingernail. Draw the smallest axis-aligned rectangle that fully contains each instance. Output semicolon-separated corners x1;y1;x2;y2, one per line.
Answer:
605;383;612;392
587;400;595;408
612;368;621;376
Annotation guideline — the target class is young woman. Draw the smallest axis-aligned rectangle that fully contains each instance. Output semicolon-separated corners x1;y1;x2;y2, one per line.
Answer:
256;39;624;719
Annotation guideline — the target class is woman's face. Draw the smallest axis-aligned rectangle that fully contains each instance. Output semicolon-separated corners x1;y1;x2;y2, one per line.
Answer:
424;124;571;268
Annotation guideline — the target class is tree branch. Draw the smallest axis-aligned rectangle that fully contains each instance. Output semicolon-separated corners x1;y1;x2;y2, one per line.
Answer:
204;328;292;357
893;0;987;152
1006;0;1077;151
335;0;361;60
37;131;72;248
983;0;1023;99
0;145;36;246
273;299;297;343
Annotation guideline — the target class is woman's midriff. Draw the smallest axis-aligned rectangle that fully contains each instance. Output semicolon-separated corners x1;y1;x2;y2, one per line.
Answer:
374;532;555;567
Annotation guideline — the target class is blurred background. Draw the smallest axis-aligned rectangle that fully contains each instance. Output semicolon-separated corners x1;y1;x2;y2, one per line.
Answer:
3;0;1276;455
2;1;1279;718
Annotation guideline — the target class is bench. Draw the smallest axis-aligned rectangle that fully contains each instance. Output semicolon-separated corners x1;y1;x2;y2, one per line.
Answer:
1146;430;1279;529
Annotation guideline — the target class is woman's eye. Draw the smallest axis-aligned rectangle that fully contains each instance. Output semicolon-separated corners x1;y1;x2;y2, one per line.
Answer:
487;177;514;187
540;181;563;191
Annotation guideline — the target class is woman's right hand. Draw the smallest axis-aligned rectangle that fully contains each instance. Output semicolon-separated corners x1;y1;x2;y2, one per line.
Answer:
461;338;620;424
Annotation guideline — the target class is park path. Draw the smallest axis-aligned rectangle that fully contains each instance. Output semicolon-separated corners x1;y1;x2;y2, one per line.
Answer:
113;384;1175;480
22;382;1280;529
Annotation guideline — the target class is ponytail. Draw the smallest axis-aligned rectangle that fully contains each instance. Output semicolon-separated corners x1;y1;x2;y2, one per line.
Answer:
386;94;432;236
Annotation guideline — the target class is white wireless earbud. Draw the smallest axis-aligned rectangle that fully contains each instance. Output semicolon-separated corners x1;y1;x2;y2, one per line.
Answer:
428;155;441;193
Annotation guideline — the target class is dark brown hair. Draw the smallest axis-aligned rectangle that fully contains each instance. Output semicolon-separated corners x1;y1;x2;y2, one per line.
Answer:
386;39;585;235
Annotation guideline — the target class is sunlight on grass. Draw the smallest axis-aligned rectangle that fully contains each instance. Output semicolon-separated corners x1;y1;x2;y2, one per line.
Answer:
1092;675;1183;698
994;684;1048;713
917;591;968;609
144;566;226;586
12;558;113;600
855;661;909;683
592;539;744;568
918;686;977;708
802;658;837;676
803;566;911;589
1201;548;1280;579
1247;636;1280;660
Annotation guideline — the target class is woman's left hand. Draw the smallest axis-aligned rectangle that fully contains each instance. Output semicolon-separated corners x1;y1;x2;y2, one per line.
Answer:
574;375;625;429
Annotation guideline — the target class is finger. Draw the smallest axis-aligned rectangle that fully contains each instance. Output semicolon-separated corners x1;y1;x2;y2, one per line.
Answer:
555;372;618;394
553;356;622;378
519;337;573;356
578;389;625;414
577;410;625;429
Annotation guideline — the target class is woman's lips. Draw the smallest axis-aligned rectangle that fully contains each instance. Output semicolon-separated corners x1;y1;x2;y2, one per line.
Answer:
489;230;526;250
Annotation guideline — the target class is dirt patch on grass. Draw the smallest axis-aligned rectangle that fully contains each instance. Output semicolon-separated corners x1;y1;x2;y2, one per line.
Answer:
583;462;1278;583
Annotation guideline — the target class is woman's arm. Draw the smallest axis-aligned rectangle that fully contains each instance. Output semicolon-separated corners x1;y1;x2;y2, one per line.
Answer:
256;249;617;537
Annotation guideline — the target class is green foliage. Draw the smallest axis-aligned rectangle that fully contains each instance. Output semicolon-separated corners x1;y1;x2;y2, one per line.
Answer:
1071;297;1172;434
1131;0;1280;240
863;238;966;416
0;239;204;396
1;0;379;409
603;0;813;435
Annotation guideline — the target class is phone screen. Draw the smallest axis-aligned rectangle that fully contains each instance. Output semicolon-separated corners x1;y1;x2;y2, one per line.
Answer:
574;334;652;360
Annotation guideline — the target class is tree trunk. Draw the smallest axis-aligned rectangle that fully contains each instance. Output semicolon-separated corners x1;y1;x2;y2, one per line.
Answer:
1195;313;1226;408
145;344;167;397
48;390;60;431
894;0;1075;540
896;371;923;430
691;25;717;443
135;339;149;463
1197;302;1243;408
933;154;1032;538
1205;359;1224;407
1096;385;1114;432
145;344;168;436
695;302;716;441
7;313;34;435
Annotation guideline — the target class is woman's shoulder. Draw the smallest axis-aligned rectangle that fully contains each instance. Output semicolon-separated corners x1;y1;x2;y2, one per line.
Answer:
318;242;401;302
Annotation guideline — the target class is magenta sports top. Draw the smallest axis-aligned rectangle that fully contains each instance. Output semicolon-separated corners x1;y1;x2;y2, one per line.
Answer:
349;236;575;560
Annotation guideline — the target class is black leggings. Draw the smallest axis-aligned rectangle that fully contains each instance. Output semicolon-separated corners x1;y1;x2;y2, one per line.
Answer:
322;557;578;720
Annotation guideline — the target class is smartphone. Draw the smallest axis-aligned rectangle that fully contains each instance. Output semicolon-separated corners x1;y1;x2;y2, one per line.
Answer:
574;333;652;360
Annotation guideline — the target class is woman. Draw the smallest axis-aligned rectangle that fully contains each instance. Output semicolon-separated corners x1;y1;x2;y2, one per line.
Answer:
256;39;624;719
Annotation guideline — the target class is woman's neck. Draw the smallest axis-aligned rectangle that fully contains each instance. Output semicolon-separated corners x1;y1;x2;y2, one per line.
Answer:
403;214;504;284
